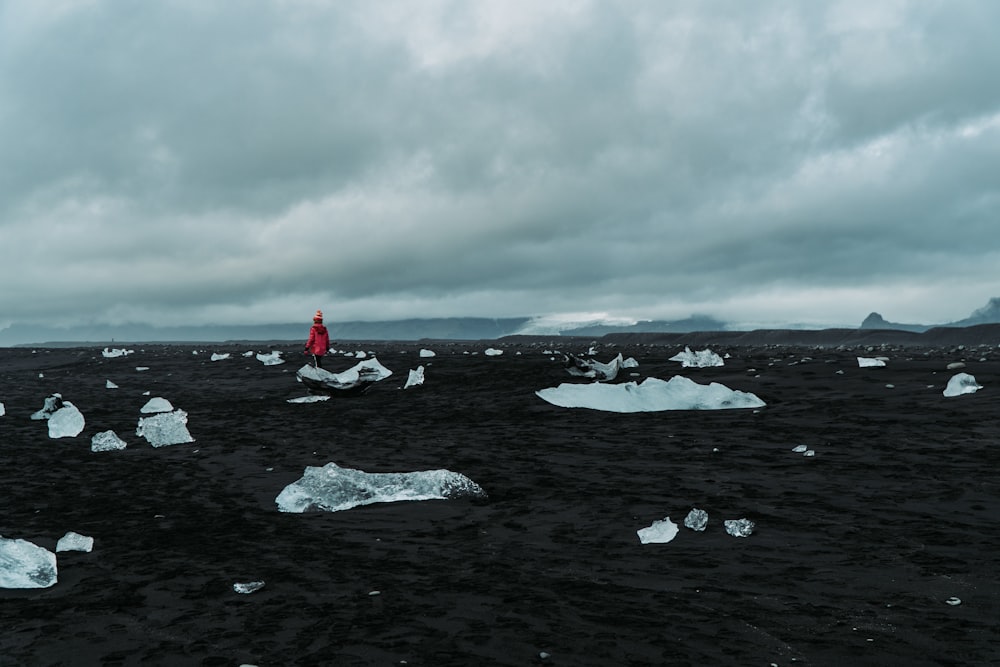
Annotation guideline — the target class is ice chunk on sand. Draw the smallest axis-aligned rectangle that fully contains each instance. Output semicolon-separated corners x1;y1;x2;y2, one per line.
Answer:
233;581;265;594
91;430;128;452
287;395;331;403
485;348;503;356
536;376;765;412
102;347;134;358
622;357;639;368
0;402;5;417
256;351;285;366
49;403;85;438
0;536;57;588
31;393;64;420
136;410;195;447
669;347;724;368
275;462;486;513
943;373;982;397
637;517;678;544
419;349;436;358
857;357;886;368
684;508;708;531
404;366;425;389
724;518;755;537
106;380;118;389
56;531;94;553
946;362;966;370
564;353;623;381
140;397;174;413
211;353;230;362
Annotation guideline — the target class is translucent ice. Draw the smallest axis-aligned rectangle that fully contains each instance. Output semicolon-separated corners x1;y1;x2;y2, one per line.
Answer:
536;376;765;413
0;402;5;417
102;347;134;358
857;357;886;368
485;348;504;356
286;395;331;403
943;373;982;397
684;508;709;531
211;353;230;361
136;410;195;447
233;581;265;594
637;517;679;544
140;397;174;413
106;380;118;389
419;349;436;358
669;346;724;368
792;444;808;453
275;462;486;513
91;430;128;452
56;531;94;553
564;353;623;381
48;403;85;438
724;518;755;537
0;536;57;589
404;366;425;389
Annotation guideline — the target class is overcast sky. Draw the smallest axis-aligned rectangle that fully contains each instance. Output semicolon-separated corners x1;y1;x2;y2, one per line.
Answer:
2;0;999;330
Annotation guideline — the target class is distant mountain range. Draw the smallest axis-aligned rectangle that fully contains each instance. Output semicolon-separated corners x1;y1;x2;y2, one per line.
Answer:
860;297;1000;333
2;298;998;346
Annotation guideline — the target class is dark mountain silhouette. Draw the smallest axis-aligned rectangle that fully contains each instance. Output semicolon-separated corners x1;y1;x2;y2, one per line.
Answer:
859;297;1000;332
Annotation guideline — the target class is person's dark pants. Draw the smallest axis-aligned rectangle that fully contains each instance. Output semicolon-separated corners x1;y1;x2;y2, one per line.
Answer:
313;354;324;369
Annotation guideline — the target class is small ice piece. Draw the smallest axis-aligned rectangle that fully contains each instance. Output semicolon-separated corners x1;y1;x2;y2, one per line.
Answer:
56;531;94;553
792;444;808;453
211;353;230;362
102;347;134;358
684;508;708;531
286;395;331;403
256;351;285;366
354;350;367;358
804;450;816;457
0;536;57;588
106;380;118;389
724;518;755;537
485;348;504;356
275;462;486;513
943;373;982;398
0;402;5;417
243;351;254;357
419;349;436;358
622;357;639;368
946;362;966;370
135;366;150;371
31;393;64;420
233;581;265;594
857;357;886;367
48;402;85;438
404;366;425;389
140;397;174;413
136;410;195;447
637;517;679;544
91;430;128;452
669;346;724;368
945;597;962;606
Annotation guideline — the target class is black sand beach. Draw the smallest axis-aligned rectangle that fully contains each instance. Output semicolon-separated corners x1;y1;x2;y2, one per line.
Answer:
2;335;999;666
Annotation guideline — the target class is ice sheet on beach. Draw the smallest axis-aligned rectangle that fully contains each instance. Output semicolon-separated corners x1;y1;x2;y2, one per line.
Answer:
0;536;57;589
943;372;982;397
256;351;285;366
669;346;724;368
275;462;487;513
857;357;887;367
565;353;623;381
536;376;765;412
56;531;94;553
404;365;425;388
136;410;194;447
637;517;678;544
92;430;128;452
140;397;173;413
49;403;85;438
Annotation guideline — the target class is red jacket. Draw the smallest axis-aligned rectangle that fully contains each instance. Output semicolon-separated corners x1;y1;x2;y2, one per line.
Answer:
305;323;330;356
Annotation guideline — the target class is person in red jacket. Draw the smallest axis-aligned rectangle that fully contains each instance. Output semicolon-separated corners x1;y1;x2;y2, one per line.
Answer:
304;309;331;368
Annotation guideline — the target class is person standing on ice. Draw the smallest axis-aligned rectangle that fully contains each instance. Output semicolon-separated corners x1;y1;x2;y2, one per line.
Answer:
304;309;330;369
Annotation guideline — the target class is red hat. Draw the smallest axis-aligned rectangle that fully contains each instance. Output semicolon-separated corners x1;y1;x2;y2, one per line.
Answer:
313;309;323;322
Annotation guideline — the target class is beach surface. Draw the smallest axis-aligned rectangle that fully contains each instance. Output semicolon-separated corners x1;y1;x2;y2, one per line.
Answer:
1;337;998;666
